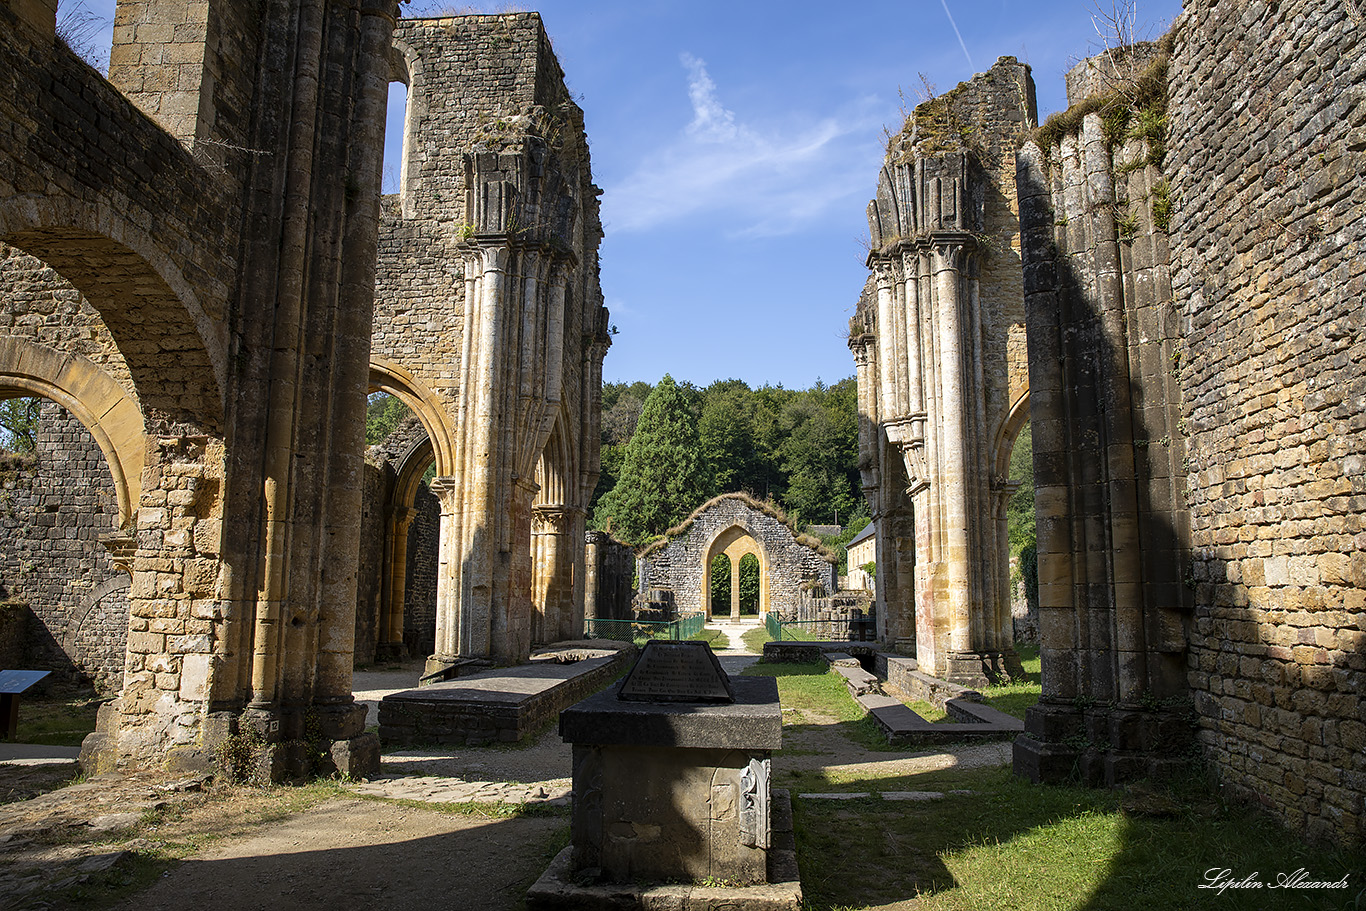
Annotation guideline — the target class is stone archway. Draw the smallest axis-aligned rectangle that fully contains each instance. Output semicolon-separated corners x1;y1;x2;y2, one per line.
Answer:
639;494;836;618
702;525;769;619
366;363;454;662
0;339;144;526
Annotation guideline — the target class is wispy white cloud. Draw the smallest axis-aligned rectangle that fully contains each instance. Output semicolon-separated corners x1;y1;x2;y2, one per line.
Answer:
602;54;885;239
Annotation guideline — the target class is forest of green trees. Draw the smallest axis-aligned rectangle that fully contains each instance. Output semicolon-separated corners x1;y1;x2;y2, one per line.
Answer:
589;375;867;549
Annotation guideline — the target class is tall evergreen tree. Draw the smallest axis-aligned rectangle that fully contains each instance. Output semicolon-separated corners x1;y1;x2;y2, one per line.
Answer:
591;374;706;544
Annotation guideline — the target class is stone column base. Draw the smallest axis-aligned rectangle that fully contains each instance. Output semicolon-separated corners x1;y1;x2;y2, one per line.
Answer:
939;649;1025;688
1012;701;1197;787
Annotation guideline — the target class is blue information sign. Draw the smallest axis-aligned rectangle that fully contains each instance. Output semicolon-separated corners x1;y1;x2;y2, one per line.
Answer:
0;670;50;695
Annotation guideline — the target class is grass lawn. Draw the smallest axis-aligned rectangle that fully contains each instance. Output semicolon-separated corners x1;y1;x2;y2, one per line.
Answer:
740;625;771;654
691;627;729;650
795;767;1366;910
748;661;1364;910
12;687;103;746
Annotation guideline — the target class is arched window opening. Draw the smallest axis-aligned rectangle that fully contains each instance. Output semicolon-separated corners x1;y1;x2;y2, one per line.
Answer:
738;553;760;616
710;553;731;615
382;80;410;196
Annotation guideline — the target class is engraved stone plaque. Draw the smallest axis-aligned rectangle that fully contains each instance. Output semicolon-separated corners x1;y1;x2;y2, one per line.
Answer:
617;640;735;703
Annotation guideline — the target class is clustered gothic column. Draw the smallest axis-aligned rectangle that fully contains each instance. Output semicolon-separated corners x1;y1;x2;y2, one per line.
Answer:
72;0;399;779
849;57;1035;686
1012;101;1191;785
425;144;605;670
371;17;609;675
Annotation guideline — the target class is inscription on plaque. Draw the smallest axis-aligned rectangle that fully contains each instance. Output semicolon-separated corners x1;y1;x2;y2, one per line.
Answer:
618;640;735;703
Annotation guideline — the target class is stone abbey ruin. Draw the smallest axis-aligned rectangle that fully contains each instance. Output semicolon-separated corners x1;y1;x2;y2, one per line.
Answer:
0;0;1362;857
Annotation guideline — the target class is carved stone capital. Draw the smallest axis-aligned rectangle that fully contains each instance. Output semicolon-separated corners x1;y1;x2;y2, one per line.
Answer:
989;475;1023;519
100;530;137;577
426;475;460;511
884;414;930;495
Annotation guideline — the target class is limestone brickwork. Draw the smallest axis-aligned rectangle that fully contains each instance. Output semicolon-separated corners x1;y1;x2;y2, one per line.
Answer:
851;57;1036;684
638;495;836;618
1169;0;1365;845
1006;0;1366;845
2;0;398;778
371;14;610;669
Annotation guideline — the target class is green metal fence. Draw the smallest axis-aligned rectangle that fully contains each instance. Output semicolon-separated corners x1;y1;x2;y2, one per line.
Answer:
765;614;876;642
584;613;707;644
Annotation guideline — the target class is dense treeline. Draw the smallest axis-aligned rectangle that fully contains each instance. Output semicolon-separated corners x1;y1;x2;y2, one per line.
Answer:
590;375;867;547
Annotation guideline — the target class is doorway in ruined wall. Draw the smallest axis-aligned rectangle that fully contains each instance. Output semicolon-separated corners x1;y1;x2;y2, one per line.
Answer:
0;396;133;690
364;363;456;666
701;525;769;620
991;391;1035;651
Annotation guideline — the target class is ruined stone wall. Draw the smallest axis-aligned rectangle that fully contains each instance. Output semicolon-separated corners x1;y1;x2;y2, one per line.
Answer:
1168;0;1366;845
584;530;634;623
4;0;399;778
403;483;439;658
639;496;836;616
0;405;127;688
1013;38;1195;786
852;57;1035;682
374;13;609;666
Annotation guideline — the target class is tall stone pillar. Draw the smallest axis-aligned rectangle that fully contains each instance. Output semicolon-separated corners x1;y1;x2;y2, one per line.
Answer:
532;505;576;644
851;57;1036;685
427;476;462;673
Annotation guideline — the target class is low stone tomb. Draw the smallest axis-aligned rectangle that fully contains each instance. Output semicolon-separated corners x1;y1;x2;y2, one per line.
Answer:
529;640;800;909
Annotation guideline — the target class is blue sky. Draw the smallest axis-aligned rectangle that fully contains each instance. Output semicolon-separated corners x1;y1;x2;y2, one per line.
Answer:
64;0;1184;388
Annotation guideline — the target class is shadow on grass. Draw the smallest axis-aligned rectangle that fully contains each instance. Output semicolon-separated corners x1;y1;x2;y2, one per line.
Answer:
793;766;1366;911
744;661;1365;910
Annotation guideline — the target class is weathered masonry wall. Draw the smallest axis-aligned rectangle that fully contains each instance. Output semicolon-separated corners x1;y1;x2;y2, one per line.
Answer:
1169;0;1366;845
0;405;128;688
3;0;399;779
850;57;1035;685
1008;0;1366;846
1012;39;1194;787
639;495;836;617
372;14;610;669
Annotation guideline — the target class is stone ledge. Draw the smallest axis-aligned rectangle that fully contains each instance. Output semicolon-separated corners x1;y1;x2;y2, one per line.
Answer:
560;676;781;750
379;646;633;746
527;790;802;911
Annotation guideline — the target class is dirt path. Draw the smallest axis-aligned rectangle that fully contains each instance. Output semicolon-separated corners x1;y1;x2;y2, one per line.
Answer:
108;799;564;911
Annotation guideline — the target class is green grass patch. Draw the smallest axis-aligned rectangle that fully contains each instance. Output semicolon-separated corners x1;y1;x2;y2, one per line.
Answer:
979;643;1041;721
691;627;729;650
794;766;1366;910
12;689;103;746
742;662;863;723
740;625;771;653
742;661;902;753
